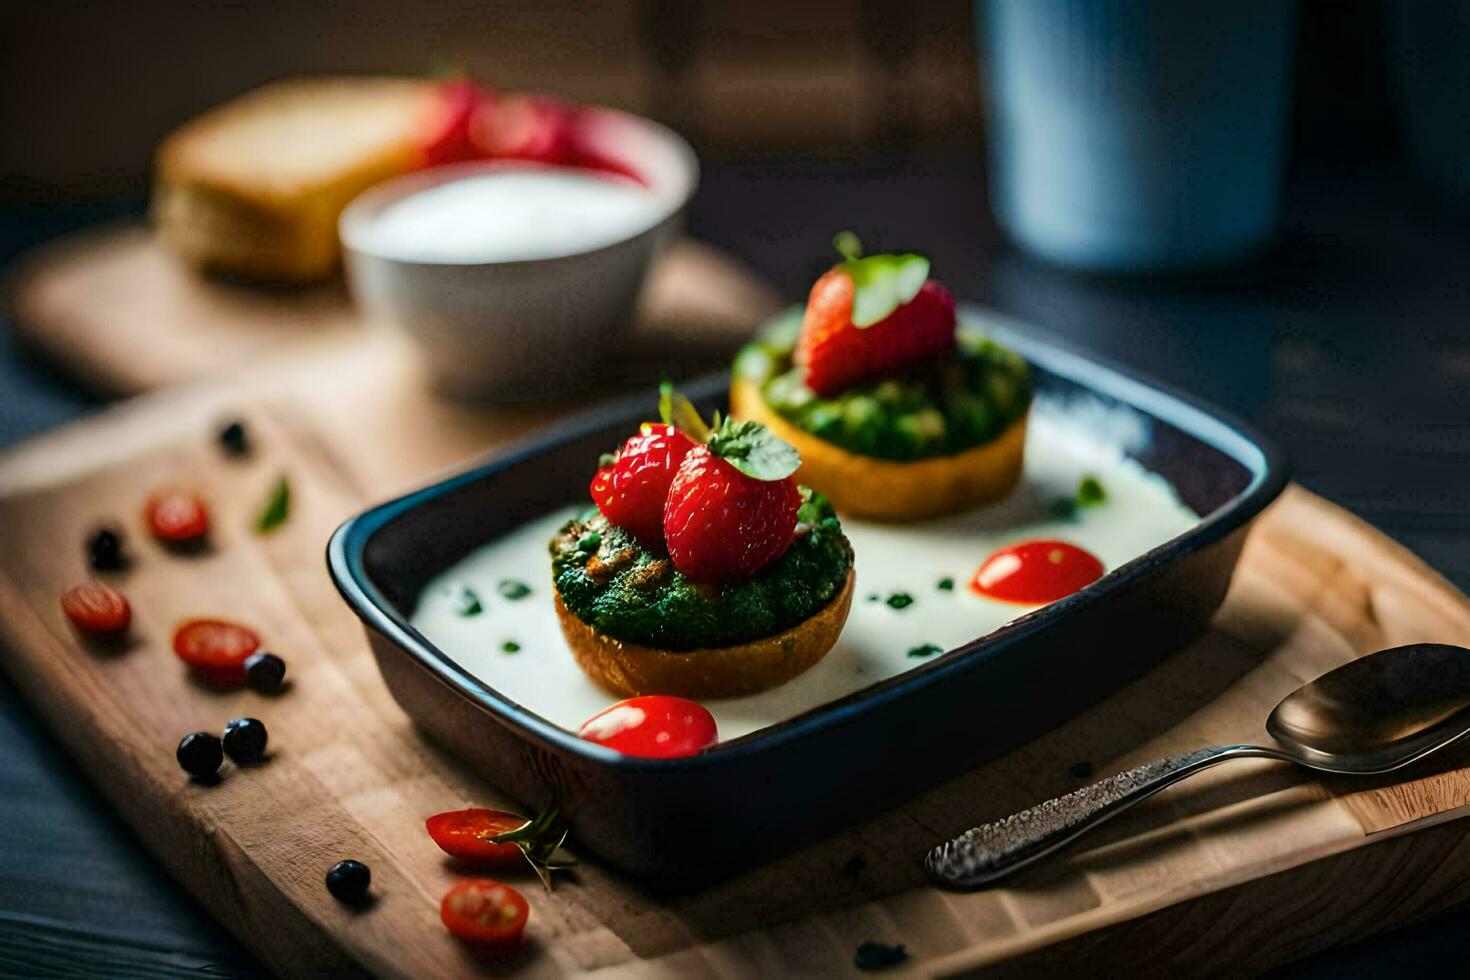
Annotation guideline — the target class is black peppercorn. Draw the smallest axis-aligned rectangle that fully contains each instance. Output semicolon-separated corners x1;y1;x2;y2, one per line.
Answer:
177;732;223;778
218;420;250;456
221;717;268;764
325;859;371;903
244;651;287;693
86;527;126;572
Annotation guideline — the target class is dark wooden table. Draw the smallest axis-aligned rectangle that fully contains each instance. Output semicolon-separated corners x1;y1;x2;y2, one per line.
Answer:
2;154;1468;976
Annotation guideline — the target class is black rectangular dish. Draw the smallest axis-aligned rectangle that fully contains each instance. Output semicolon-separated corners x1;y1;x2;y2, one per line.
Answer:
327;309;1288;886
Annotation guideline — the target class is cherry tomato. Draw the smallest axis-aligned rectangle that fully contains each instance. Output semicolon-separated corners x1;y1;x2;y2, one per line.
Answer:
172;618;260;686
970;539;1105;605
145;491;209;543
440;879;529;947
425;809;527;868
578;696;717;758
60;582;132;635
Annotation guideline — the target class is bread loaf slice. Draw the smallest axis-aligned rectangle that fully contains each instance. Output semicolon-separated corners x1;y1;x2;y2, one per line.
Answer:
153;76;434;283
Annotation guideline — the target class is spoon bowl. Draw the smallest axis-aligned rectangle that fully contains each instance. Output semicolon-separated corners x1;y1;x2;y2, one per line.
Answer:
929;643;1470;889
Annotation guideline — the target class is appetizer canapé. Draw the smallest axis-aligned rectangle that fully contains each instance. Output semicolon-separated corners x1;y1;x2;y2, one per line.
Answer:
550;387;854;699
731;234;1032;521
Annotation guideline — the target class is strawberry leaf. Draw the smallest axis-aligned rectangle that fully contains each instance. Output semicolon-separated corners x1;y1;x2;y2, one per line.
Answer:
659;380;712;443
707;417;801;481
843;252;931;327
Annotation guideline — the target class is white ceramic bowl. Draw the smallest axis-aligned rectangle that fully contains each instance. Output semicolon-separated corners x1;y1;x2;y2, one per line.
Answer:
340;108;698;398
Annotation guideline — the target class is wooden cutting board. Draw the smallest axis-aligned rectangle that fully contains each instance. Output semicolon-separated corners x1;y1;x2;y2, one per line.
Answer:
3;224;785;395
4;330;1470;977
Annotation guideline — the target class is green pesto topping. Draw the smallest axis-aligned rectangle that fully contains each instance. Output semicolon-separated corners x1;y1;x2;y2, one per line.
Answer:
886;592;914;610
734;310;1032;462
498;579;532;600
502;641;521;653
550;494;852;651
907;643;942;658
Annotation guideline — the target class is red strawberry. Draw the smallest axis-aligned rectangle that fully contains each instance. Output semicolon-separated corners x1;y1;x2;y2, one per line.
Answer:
663;440;802;585
797;271;956;397
470;95;577;166
590;423;697;548
421;80;494;168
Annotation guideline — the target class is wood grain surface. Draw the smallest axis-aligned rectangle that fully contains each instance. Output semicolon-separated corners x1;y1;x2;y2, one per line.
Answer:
2;324;1470;976
5;225;784;396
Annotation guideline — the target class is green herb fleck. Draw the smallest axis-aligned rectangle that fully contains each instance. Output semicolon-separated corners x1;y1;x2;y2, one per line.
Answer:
448;585;482;617
854;941;908;971
866;593;881;603
706;416;801;482
1049;497;1078;521
502;641;521;653
886;592;914;610
254;475;291;534
498;579;532;601
1070;760;1094;779
1077;474;1107;507
937;577;955;592
907;643;942;658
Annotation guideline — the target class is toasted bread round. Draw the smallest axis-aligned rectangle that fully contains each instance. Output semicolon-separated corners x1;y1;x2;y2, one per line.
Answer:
730;375;1028;522
555;569;854;700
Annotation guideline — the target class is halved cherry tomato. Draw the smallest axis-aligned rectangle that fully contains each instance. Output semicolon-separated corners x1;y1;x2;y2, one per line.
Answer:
145;491;209;543
578;696;717;759
971;539;1105;605
60;582;132;635
425;809;527;868
172;618;260;686
440;879;529;947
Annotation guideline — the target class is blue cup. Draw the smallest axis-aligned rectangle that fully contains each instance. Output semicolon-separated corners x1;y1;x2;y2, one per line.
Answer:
981;0;1298;274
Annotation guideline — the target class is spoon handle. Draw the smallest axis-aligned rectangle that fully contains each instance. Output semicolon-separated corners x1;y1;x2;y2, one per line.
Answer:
926;743;1286;889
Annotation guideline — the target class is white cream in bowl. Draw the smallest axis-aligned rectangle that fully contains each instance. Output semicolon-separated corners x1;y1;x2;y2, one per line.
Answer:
356;170;660;264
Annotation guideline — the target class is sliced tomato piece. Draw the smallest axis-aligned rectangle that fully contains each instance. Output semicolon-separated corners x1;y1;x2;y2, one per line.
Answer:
971;539;1105;605
60;582;132;635
425;809;527;868
578;696;718;758
145;491;210;543
440;879;529;947
172;618;260;686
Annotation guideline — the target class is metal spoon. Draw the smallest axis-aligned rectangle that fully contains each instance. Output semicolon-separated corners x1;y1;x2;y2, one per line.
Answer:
926;643;1470;890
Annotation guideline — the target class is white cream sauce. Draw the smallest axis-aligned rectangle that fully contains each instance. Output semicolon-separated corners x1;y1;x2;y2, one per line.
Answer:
412;413;1199;741
360;169;657;263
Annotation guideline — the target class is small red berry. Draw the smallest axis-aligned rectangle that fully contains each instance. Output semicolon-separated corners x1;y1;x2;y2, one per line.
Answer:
798;272;956;397
145;491;209;543
590;423;697;548
60;582;132;635
421;79;493;168
662;446;802;584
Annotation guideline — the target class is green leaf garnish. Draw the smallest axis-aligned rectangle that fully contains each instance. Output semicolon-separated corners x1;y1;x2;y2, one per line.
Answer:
448;585;482;617
706;417;801;482
254;475;290;534
659;380;712;443
830;232;930;328
490;804;575;891
906;643;942;658
502;640;521;653
936;577;955;592
886;592;915;610
796;487;833;526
